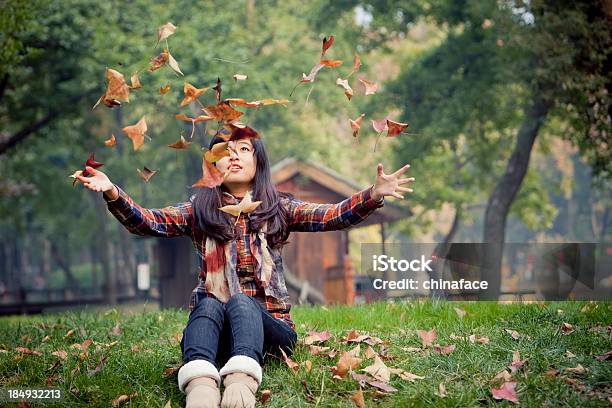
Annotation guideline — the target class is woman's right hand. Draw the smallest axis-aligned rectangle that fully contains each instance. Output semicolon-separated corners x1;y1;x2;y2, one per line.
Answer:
76;166;116;196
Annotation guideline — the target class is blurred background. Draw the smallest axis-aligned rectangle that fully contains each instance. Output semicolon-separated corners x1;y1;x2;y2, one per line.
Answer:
0;0;610;313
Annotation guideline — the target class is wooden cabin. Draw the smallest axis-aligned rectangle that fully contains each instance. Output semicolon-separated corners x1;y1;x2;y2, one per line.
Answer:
158;157;406;309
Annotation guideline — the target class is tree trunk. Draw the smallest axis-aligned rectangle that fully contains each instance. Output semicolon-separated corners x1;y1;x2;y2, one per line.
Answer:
481;96;551;299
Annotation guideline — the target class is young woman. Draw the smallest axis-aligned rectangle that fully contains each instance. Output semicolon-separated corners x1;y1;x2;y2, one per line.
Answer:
76;135;414;408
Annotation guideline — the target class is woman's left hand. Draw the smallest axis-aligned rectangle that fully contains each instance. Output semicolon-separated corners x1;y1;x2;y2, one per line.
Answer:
371;163;415;201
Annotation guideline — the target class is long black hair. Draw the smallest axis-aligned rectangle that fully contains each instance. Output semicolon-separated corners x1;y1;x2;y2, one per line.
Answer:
192;135;292;249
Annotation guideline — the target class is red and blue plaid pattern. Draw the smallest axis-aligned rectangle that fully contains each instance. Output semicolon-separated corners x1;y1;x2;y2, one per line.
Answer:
106;185;384;330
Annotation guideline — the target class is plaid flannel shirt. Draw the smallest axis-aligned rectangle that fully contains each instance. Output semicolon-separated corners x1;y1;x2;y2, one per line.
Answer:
105;185;384;329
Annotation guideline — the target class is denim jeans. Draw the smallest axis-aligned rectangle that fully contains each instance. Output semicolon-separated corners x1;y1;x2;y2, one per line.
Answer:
180;293;298;369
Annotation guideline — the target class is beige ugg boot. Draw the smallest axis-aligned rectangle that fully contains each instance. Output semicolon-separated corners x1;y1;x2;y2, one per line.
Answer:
184;376;221;408
219;355;262;408
178;359;222;408
221;372;258;408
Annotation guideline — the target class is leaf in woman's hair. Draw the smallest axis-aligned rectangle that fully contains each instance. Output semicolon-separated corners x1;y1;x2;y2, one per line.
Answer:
122;116;148;151
156;22;176;47
386;120;409;137
180;82;209;107
137;166;158;183
204;142;230;163
350;114;365;137
192;159;225;189
167;135;192;150
218;191;262;217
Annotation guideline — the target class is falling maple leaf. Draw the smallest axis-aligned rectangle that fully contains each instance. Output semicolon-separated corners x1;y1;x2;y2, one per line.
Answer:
351;388;365;408
204;142;230;163
336;78;353;101
122;116;148;151
175;113;213;139
160;84;171;94
156;22;177;47
127;72;141;91
192;158;226;189
233;74;248;81
218;191;262;218
301;63;325;83
350;114;365;137
168;135;192;150
359;78;379;95
167;50;184;75
387;119;409;137
203;102;244;123
180;82;209;107
279;349;299;374
321;35;334;58
372;118;388;133
352;53;361;74
80;153;104;177
491;381;519;404
92;68;131;110
320;59;343;68
225;98;261;108
417;328;436;348
259;98;291;106
213;77;222;102
104;134;116;147
137;166;157;182
149;49;169;72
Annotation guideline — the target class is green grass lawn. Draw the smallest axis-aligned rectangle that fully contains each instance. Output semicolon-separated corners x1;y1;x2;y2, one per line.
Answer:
0;300;610;407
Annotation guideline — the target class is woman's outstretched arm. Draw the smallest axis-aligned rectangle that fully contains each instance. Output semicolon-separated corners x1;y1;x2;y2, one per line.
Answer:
77;165;193;237
285;162;414;232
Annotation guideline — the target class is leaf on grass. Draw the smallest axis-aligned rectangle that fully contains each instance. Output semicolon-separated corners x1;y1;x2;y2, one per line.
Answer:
233;74;248;81
104;134;116;147
303;330;332;345
332;344;362;379
398;371;425;382
595;350;612;361
359;78;378;95
433;344;456;355
545;367;559;378
218;191;262;217
509;351;526;373
436;383;447;398
192;159;226;189
505;329;520;340
565;364;587;374
280;348;299;374
565;350;576;358
15;347;42;356
492;369;512;384
561;322;574;335
87;355;108;377
65;329;76;338
156;22;177;47
336;78;353;101
364;345;377;359
112;392;137;407
122;116;148;151
454;307;467;318
362;355;391;382
137;166;157;182
491;381;519;404
181;82;209;107
168;135;192;150
260;389;272;404
163;364;182;377
308;345;331;356
303;360;312;372
417;328;436;348
351;388;365;408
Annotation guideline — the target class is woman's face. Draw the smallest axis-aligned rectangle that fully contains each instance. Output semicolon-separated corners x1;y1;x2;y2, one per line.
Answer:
215;139;257;188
